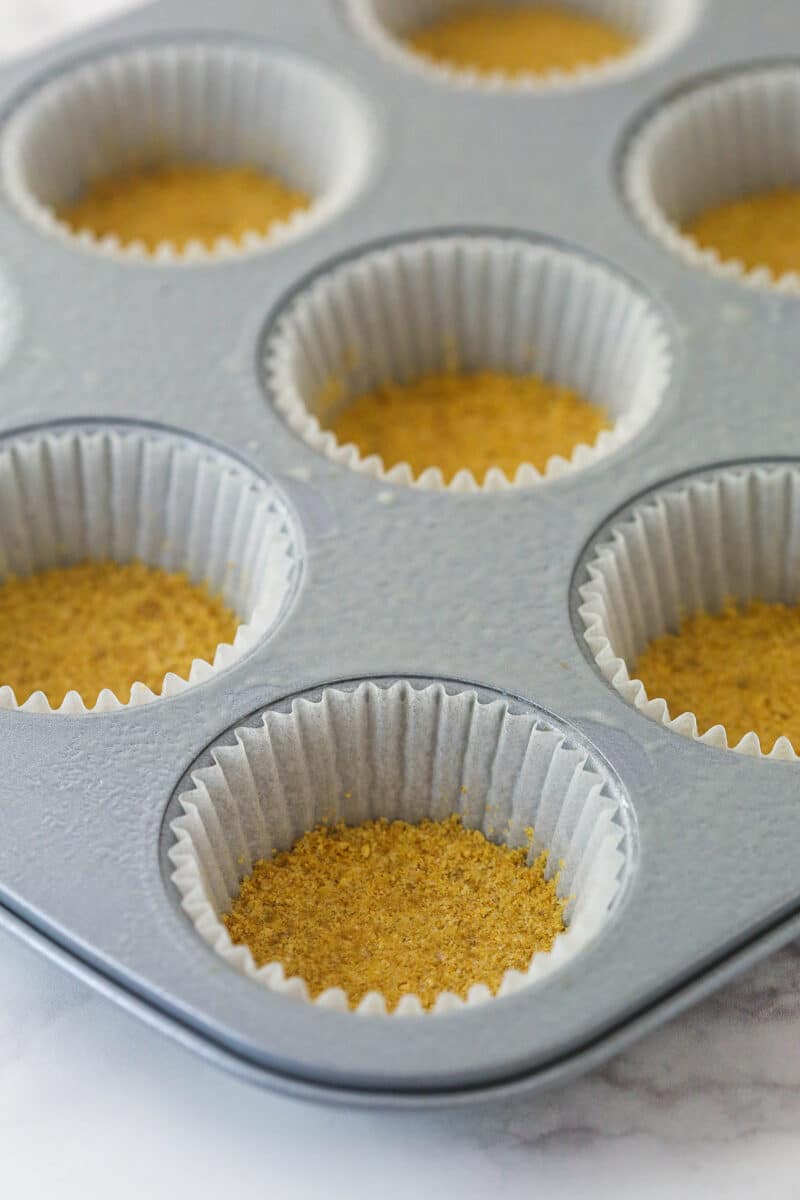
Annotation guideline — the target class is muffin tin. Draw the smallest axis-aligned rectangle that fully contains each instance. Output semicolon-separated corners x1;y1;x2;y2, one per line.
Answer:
3;0;800;1108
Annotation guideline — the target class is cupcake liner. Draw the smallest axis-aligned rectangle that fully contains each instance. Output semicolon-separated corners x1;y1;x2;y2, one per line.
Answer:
169;678;630;1016
625;65;800;292
0;423;298;713
263;233;671;492
346;0;697;93
0;39;375;263
578;463;800;759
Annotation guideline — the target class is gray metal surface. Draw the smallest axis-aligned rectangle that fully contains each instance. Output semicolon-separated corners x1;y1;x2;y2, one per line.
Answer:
1;0;799;1106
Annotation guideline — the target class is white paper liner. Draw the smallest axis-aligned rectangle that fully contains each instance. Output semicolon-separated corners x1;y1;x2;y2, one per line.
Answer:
169;679;629;1016
625;65;800;292
346;0;697;92
264;233;671;492
0;423;298;713
0;40;375;264
579;464;800;759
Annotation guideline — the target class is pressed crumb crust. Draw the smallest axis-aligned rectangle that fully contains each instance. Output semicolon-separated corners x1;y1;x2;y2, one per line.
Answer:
635;598;800;749
328;369;610;482
683;187;800;277
406;5;634;77
223;814;566;1010
0;559;239;705
59;162;310;251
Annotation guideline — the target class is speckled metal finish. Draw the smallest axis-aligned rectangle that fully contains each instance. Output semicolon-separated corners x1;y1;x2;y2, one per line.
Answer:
1;0;800;1108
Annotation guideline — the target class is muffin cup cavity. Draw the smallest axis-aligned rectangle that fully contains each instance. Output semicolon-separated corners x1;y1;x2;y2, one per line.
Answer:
578;463;800;758
169;678;631;1015
0;39;375;263
263;232;672;493
625;65;800;291
346;0;698;92
0;422;299;713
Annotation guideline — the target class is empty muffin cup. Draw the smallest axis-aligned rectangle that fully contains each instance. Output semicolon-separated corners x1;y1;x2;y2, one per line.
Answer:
346;0;697;92
169;677;632;1015
578;462;800;758
625;65;800;291
262;232;672;492
0;422;299;712
0;39;375;262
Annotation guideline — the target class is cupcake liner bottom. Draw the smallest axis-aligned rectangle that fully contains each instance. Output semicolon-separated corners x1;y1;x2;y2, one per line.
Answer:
345;0;698;93
579;463;800;758
169;678;630;1015
0;39;374;262
0;422;298;712
264;232;671;492
624;64;800;291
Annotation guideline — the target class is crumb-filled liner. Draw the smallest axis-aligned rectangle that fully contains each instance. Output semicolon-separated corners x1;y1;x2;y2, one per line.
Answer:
0;424;298;712
169;678;629;1015
263;233;672;493
346;0;697;93
0;40;375;263
579;464;800;759
625;65;800;292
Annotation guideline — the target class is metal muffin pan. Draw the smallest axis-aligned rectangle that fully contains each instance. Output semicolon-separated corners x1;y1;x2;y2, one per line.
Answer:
2;0;800;1107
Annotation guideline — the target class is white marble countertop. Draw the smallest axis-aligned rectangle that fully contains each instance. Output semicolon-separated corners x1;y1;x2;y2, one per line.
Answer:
2;4;800;1195
5;923;800;1198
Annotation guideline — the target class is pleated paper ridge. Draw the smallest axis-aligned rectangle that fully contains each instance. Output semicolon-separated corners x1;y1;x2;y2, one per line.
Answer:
579;465;800;758
0;40;374;263
169;679;629;1016
626;65;800;292
265;233;671;492
0;424;297;713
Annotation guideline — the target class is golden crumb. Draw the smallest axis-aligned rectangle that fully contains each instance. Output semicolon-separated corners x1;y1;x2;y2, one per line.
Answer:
59;162;310;252
407;5;634;77
0;559;238;705
327;369;610;482
223;814;565;1011
683;187;800;276
635;598;800;749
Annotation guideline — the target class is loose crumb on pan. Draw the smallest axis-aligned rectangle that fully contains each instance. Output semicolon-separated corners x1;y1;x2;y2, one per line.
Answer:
327;369;610;482
634;598;800;750
683;188;800;277
58;162;310;252
406;5;635;77
0;559;239;706
223;814;566;1010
